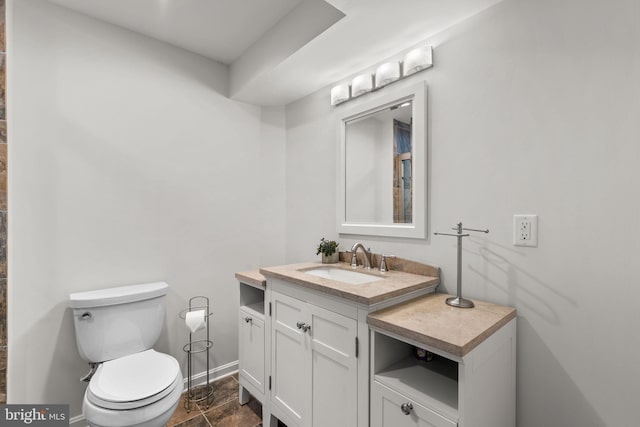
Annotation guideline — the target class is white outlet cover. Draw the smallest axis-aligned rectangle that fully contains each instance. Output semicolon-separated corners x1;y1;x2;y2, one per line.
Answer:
513;214;538;247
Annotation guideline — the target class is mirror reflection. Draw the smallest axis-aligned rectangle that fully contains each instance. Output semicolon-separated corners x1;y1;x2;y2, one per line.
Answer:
344;101;413;225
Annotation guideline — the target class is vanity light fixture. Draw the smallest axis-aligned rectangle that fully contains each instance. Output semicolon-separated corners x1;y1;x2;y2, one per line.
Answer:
330;45;433;106
351;74;374;97
403;46;433;77
374;62;401;88
330;83;351;106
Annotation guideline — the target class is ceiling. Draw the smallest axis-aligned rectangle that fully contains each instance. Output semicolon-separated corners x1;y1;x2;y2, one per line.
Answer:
47;0;503;106
47;0;305;64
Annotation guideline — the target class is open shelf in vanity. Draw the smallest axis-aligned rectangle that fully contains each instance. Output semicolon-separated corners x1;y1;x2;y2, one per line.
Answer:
371;330;459;426
373;330;459;419
240;283;265;320
241;300;264;318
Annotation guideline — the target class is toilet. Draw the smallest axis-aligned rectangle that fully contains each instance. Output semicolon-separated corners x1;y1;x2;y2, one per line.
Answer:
69;282;183;427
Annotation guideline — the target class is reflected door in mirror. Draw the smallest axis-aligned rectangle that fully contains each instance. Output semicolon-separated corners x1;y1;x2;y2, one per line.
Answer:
393;119;412;223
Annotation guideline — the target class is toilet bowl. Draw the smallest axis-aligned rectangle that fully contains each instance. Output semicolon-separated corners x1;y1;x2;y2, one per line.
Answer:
82;350;182;427
69;282;183;427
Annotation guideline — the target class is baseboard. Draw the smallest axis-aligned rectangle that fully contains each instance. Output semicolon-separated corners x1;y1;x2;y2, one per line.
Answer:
69;414;88;427
181;359;239;389
69;360;239;427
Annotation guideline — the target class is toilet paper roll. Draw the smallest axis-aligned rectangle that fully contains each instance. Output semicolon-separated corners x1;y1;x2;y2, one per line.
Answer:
185;310;206;333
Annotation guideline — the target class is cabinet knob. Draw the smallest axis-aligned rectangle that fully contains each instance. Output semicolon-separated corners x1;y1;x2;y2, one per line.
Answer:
244;317;252;323
400;402;413;415
296;321;311;332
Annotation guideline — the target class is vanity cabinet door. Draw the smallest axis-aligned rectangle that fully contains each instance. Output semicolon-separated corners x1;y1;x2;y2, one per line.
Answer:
371;381;457;427
271;291;358;427
271;291;309;427
239;308;265;394
309;304;358;427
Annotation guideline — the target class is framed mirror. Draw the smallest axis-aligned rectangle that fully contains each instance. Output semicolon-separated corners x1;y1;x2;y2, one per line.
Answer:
337;81;427;238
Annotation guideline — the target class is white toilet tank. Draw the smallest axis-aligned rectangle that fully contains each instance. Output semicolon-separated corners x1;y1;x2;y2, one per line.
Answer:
69;282;169;363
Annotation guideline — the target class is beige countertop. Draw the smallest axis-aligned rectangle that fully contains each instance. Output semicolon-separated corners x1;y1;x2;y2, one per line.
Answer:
235;270;266;289
259;262;439;305
367;293;516;357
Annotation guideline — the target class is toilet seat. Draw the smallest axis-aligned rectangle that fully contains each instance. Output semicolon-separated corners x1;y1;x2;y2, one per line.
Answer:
87;349;181;410
83;379;182;427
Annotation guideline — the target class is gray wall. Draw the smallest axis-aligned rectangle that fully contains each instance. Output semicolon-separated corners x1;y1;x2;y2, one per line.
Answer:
285;0;640;425
7;0;286;418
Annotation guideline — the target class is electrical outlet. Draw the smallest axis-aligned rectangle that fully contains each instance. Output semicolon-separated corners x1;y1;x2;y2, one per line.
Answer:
513;214;538;247
518;220;531;240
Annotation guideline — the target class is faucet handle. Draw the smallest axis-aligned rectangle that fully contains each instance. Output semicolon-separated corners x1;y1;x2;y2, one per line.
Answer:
379;255;396;272
350;252;358;268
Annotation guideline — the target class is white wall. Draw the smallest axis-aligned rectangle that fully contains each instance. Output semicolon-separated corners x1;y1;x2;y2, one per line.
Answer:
344;117;380;222
7;0;286;418
376;117;392;223
285;0;640;425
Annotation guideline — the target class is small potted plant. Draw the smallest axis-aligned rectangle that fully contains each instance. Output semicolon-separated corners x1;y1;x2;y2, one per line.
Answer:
316;238;339;264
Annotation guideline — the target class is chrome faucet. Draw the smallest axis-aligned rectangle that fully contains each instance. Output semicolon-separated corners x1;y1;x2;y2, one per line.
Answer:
350;242;372;270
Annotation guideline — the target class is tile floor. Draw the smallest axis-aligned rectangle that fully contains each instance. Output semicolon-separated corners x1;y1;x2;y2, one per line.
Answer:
166;374;287;427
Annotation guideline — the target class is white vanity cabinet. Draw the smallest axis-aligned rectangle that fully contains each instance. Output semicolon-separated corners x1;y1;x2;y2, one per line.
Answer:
270;290;358;427
368;293;517;427
239;302;265;395
264;269;438;427
243;261;440;427
236;273;271;426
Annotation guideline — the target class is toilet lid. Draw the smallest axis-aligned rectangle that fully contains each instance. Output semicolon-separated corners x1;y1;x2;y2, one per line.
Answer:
88;349;181;410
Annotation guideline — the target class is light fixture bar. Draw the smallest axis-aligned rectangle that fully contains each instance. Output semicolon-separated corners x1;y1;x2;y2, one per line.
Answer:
330;45;433;106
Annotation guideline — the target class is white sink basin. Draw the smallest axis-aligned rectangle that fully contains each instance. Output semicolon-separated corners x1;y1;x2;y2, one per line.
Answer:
303;267;383;285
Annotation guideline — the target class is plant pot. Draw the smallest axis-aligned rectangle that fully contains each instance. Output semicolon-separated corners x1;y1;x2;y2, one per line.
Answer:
322;252;339;264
